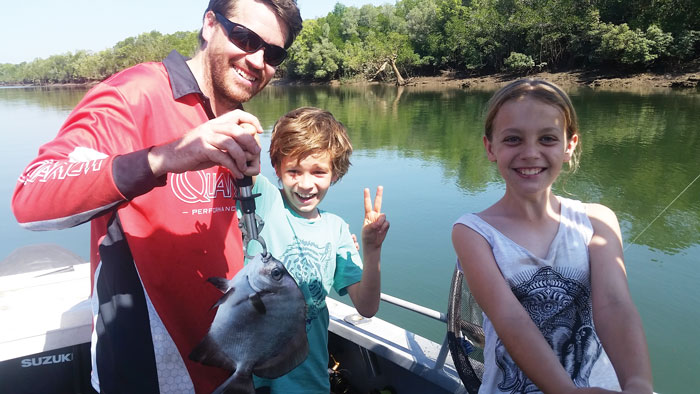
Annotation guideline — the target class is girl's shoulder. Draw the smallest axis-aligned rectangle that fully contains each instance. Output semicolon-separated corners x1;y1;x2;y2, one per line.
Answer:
583;201;616;217
558;196;614;218
452;212;501;249
453;212;481;227
582;202;619;230
454;201;504;226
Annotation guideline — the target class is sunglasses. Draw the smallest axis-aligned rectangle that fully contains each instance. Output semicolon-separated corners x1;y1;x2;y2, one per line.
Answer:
214;11;288;66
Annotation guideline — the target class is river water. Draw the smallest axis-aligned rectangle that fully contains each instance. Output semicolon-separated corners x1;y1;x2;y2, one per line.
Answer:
1;84;698;393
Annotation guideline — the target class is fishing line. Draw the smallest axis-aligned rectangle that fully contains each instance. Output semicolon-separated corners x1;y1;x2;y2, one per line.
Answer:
624;171;700;251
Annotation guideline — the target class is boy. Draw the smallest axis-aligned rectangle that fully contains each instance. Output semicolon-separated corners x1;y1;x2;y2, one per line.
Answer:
244;107;389;393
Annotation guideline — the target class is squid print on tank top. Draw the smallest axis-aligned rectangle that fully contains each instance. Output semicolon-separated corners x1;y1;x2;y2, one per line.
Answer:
495;266;602;393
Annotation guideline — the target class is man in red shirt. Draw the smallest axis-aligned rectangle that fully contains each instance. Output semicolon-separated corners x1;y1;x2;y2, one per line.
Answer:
12;1;302;392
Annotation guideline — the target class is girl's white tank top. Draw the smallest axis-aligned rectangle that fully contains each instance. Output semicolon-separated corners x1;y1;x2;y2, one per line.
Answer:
454;197;620;393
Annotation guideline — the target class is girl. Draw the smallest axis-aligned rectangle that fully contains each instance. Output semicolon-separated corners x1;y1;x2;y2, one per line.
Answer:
452;79;653;394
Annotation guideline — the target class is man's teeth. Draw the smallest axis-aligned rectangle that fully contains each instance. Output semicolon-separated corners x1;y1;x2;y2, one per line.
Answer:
518;168;542;175
297;193;314;199
235;67;255;81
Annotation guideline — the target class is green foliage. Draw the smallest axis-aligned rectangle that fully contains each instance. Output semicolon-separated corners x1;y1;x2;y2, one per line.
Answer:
645;25;673;58
3;0;700;85
594;23;673;66
1;30;197;85
597;0;700;34
284;21;344;80
504;52;534;72
442;1;490;69
670;30;700;60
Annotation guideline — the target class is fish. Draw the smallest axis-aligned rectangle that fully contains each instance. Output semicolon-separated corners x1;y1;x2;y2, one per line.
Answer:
189;253;308;394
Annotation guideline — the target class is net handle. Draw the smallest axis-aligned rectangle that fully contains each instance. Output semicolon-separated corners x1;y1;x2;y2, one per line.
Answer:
446;265;482;394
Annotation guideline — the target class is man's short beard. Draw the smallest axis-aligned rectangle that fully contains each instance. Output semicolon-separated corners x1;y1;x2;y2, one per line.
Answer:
208;52;255;110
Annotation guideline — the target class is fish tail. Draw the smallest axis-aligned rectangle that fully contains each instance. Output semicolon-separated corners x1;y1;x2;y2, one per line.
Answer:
212;370;254;394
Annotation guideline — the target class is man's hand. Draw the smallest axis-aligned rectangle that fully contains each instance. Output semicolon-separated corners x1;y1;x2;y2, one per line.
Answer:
148;109;263;179
361;186;389;250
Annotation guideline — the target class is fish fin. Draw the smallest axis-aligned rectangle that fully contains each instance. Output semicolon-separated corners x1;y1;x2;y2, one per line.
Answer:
253;321;309;378
210;289;236;310
248;293;266;314
212;370;255;394
189;334;237;372
207;277;232;293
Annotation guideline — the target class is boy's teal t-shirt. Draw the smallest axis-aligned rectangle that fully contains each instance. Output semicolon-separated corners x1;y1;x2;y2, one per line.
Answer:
245;175;364;394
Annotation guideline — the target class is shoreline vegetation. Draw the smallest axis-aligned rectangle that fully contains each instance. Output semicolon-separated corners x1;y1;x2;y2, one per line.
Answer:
275;68;700;90
3;1;700;92
4;68;700;91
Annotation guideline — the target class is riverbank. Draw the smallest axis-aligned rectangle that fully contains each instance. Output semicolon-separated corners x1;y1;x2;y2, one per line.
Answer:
408;70;700;90
6;68;700;92
295;68;700;92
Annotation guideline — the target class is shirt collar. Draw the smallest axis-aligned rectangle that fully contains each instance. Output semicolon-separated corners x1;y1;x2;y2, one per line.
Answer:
163;50;216;119
163;50;202;100
163;49;245;118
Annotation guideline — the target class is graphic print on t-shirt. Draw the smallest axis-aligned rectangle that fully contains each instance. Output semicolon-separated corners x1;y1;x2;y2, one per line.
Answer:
495;266;602;393
280;239;333;329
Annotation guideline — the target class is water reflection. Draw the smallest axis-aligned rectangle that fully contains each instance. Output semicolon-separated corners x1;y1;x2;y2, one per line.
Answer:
0;85;89;112
3;84;698;252
248;85;700;254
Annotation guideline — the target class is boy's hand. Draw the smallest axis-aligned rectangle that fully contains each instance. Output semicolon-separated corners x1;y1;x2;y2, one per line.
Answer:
362;186;389;249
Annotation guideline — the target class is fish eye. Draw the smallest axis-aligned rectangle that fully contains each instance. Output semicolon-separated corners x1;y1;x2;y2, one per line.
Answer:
271;267;283;281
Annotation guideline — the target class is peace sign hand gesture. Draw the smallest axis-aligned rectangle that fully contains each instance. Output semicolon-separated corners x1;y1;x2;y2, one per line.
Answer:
361;186;390;251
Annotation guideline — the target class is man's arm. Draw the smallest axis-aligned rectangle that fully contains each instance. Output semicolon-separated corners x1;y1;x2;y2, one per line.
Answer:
12;83;142;230
13;83;262;231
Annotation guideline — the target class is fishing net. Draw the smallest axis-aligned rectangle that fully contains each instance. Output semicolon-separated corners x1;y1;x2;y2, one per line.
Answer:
446;265;485;394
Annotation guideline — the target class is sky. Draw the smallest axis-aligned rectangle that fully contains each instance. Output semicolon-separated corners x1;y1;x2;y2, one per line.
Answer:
0;0;393;64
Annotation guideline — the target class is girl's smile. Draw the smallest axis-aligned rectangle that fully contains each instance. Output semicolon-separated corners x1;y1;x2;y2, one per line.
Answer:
515;167;545;176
